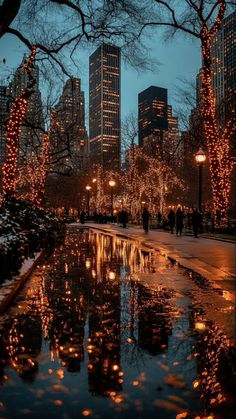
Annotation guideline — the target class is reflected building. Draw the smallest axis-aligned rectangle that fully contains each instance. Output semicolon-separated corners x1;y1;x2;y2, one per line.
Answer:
89;44;121;170
87;235;122;396
137;284;172;355
46;230;92;372
0;314;42;382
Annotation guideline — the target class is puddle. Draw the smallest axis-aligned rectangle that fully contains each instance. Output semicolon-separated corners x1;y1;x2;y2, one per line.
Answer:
0;227;235;419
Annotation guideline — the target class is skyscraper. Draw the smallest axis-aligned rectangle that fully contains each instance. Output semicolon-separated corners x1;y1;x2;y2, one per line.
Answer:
138;86;168;152
50;77;88;173
163;105;182;162
211;10;236;120
89;43;121;170
8;56;44;161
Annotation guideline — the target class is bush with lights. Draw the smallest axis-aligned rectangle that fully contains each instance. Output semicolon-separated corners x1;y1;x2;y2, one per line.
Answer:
0;197;65;283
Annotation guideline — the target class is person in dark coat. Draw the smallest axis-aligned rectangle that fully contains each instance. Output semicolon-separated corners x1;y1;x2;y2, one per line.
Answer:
157;211;162;228
79;210;85;224
167;208;175;234
120;209;128;228
192;208;202;237
175;206;184;236
142;207;150;233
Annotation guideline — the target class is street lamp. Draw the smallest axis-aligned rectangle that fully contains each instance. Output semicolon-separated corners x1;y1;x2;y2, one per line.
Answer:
108;180;116;217
195;147;206;212
86;185;91;216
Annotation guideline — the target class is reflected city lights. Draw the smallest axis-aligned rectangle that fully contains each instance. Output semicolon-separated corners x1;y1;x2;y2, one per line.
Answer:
0;227;234;418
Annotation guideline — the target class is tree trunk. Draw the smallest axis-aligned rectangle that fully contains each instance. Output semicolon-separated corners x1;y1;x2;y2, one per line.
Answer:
200;32;233;228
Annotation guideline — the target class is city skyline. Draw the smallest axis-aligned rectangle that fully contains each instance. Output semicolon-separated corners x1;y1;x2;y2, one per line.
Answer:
0;31;201;125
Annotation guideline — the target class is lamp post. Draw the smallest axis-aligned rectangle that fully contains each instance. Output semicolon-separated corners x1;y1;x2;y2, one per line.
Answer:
195;148;206;212
108;180;116;217
86;185;91;216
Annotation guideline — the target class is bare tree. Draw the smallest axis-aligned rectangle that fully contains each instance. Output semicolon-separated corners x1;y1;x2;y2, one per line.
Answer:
121;112;138;155
0;0;151;75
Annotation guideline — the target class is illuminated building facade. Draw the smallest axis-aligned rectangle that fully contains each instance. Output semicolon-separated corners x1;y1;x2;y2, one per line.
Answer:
138;86;180;161
138;86;168;148
8;56;44;161
163;105;182;162
89;44;121;170
211;10;236;121
50;77;88;173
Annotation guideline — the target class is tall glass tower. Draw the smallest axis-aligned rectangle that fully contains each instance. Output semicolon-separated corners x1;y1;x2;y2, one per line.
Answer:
89;44;120;170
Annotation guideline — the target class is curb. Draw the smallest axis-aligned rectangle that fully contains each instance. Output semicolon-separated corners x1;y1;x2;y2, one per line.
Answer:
0;251;44;316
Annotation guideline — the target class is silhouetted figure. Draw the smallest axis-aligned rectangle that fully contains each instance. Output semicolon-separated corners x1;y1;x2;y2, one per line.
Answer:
120;209;128;228
157;211;162;228
142;207;150;233
79;210;85;224
168;208;175;234
98;212;103;223
192;208;202;238
93;211;98;223
175;207;184;236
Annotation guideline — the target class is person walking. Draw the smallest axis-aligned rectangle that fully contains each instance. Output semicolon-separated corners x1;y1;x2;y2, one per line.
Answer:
168;208;175;234
192;208;202;238
175;206;184;236
120;209;129;228
157;211;162;228
142;207;150;233
79;210;85;224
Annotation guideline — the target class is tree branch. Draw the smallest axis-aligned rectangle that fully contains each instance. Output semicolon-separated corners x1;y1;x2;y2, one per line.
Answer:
0;0;21;38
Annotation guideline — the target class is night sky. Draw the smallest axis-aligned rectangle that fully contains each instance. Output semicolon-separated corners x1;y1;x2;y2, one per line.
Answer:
0;31;201;124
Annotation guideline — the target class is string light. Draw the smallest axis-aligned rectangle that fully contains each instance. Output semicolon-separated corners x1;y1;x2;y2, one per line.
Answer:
200;1;234;228
16;132;49;207
2;46;36;198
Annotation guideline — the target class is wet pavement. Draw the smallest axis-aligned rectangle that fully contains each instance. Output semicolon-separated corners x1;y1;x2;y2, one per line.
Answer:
87;223;236;305
0;226;235;419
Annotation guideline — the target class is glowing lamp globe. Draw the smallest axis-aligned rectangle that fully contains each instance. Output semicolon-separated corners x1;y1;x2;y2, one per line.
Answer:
195;148;206;164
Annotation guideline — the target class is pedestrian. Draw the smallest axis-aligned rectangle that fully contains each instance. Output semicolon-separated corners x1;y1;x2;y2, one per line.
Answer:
175;206;184;236
142;207;150;233
157;211;162;228
168;207;175;234
192;208;202;238
79;210;85;224
98;212;103;223
93;210;98;223
120;209;128;228
103;212;107;223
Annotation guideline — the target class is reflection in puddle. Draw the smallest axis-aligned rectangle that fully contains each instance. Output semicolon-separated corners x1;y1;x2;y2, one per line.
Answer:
0;227;235;419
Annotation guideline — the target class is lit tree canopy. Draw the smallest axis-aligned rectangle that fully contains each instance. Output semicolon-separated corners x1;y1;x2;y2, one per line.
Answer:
123;0;235;227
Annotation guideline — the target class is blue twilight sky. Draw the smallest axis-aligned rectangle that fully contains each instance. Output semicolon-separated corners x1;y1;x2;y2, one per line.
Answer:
0;31;201;126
